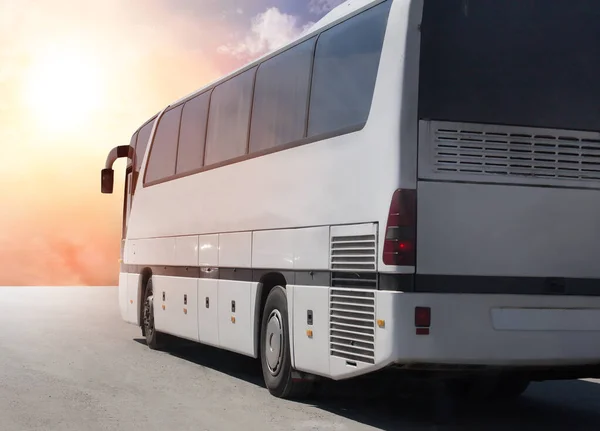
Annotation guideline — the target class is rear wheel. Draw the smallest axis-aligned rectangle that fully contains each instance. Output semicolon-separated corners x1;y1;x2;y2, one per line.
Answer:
142;278;166;350
260;286;313;399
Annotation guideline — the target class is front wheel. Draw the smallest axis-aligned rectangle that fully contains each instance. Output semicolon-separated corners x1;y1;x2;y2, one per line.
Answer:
142;278;166;350
260;286;313;399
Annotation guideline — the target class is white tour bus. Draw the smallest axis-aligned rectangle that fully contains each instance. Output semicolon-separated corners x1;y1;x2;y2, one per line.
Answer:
102;0;600;400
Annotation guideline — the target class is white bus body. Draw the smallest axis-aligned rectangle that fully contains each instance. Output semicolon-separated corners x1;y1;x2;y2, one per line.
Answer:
102;0;600;398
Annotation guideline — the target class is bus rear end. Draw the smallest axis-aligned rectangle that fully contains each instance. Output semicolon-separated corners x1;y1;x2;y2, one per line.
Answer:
398;0;600;377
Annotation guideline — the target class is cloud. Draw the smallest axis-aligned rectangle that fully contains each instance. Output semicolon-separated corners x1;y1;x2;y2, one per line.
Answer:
308;0;345;15
218;7;313;60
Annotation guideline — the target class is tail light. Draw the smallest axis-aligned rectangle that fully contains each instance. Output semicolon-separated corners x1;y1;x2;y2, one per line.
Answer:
414;306;431;335
383;189;416;266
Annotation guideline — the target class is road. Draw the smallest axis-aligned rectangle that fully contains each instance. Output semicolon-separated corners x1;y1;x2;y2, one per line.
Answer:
1;287;600;431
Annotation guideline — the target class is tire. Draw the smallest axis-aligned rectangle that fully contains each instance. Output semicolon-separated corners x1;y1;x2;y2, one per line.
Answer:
142;278;166;350
260;286;313;399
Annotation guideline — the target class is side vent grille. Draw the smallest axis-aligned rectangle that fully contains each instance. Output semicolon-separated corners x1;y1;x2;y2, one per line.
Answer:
330;234;377;272
331;272;377;290
329;289;375;365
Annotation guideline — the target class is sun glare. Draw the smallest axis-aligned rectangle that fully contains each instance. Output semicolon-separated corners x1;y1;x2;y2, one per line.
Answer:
23;44;105;133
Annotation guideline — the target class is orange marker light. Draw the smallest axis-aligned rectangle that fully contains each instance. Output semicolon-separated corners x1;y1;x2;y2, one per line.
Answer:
377;319;385;328
183;308;188;315
231;316;236;324
306;329;313;338
162;304;166;310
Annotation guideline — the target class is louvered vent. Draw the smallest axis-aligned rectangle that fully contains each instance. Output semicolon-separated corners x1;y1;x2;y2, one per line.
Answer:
330;234;377;272
431;121;600;182
329;289;375;364
331;272;377;290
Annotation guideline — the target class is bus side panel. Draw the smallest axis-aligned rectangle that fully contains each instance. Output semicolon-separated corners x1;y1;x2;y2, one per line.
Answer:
126;273;140;325
151;275;199;341
197;278;220;347
118;272;128;321
217;280;255;357
150;275;168;332
292;285;330;377
416;181;600;279
170;278;199;342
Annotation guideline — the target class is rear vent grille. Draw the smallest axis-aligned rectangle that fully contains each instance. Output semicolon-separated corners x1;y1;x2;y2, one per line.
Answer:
431;121;600;182
330;289;375;364
330;234;377;272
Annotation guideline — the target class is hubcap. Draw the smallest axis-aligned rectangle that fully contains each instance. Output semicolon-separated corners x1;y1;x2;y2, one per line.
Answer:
265;309;284;375
144;295;154;338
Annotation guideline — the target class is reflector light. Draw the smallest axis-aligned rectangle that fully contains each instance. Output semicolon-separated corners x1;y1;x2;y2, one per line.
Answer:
414;306;431;328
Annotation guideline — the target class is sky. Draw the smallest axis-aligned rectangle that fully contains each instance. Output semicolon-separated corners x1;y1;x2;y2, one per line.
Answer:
0;0;343;286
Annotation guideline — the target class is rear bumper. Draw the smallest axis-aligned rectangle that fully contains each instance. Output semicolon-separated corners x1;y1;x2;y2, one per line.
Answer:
327;291;600;380
381;291;600;366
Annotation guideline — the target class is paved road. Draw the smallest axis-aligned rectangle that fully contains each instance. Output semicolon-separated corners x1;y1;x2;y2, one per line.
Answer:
1;287;600;431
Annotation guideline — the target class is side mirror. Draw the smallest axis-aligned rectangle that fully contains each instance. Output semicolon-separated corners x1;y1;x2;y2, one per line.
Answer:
101;168;115;194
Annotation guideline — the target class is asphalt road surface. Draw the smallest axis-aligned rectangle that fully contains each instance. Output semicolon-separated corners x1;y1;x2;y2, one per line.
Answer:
1;287;600;431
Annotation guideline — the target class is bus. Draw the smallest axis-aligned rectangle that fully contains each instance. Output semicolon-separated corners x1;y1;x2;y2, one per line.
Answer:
101;0;600;401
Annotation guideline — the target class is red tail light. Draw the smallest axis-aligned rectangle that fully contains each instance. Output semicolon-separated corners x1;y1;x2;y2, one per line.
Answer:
415;306;431;335
382;189;416;266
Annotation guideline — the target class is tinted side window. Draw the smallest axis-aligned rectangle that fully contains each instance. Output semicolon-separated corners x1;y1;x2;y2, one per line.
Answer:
205;67;257;166
145;106;182;184
136;120;155;171
177;91;211;175
308;1;391;137
249;38;315;153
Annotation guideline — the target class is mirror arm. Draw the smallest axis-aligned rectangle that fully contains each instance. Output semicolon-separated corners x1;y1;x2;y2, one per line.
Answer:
105;145;134;170
101;145;135;194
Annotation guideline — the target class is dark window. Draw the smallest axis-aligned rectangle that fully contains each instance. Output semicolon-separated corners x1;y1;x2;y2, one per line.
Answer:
419;0;600;132
136;120;155;171
249;38;315;153
308;1;391;137
205;67;257;166
177;91;211;175
145;106;183;184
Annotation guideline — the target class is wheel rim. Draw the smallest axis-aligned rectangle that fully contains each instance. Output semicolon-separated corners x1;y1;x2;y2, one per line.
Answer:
143;294;155;339
265;309;284;376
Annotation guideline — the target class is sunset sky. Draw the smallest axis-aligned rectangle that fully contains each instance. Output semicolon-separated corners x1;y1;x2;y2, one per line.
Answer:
0;0;342;285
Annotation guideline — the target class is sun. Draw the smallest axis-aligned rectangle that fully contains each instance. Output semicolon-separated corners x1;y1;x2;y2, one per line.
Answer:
23;43;105;133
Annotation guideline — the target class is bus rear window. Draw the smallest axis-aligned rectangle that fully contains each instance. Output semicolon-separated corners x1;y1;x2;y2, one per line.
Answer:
418;0;600;133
